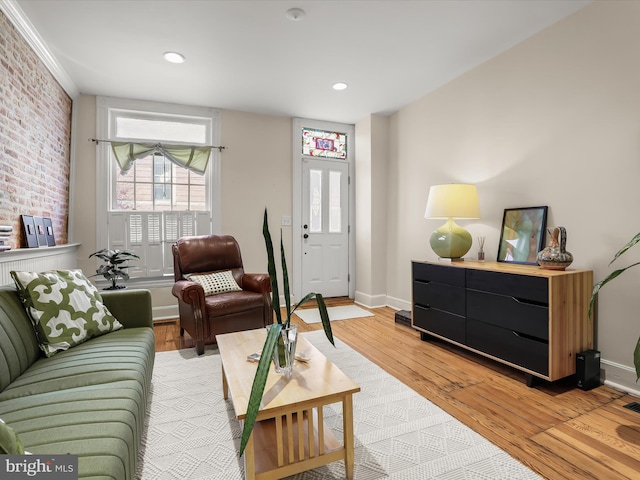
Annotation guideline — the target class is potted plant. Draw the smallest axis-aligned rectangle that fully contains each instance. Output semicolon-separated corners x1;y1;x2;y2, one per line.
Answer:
239;209;334;456
589;232;640;379
89;248;140;290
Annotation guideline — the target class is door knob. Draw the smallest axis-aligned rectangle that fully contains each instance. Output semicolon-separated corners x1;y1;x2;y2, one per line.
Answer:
303;224;308;229
303;234;309;239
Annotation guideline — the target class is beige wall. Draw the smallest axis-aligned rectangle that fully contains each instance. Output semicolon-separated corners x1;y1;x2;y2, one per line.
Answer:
71;94;97;274
385;1;640;391
355;114;388;307
219;110;293;276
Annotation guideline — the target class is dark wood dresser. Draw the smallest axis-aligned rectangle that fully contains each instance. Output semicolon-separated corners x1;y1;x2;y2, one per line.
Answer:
411;260;593;385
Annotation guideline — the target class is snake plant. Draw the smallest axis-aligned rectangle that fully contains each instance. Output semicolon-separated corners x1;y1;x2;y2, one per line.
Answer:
589;232;640;379
239;209;334;456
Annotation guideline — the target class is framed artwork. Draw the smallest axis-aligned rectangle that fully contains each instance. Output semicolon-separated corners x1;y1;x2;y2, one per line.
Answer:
497;206;548;265
43;217;56;246
33;216;47;247
20;215;38;248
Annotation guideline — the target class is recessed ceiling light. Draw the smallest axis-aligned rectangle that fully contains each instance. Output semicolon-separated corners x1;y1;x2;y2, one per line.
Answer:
286;8;305;21
163;51;185;64
332;82;348;91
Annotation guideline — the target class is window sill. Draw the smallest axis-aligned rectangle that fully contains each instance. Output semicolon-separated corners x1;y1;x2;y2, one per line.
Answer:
93;275;174;290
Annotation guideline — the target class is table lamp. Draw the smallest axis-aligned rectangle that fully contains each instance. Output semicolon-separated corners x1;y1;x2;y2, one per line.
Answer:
424;184;480;260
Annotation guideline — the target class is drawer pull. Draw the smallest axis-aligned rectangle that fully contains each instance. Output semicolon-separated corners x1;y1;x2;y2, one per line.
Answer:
512;330;548;344
511;296;547;308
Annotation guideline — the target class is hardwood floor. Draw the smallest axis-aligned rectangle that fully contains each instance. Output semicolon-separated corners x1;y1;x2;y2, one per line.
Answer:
153;298;640;479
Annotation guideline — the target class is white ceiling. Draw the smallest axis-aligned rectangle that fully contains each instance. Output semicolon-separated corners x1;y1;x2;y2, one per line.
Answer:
12;0;591;124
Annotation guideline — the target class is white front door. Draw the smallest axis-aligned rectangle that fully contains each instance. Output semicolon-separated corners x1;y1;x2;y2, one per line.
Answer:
301;158;349;297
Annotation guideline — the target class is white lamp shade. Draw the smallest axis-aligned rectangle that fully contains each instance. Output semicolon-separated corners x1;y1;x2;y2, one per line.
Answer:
424;184;480;220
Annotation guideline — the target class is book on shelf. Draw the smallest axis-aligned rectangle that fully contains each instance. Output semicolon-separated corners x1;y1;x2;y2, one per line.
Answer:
0;225;12;232
0;245;11;252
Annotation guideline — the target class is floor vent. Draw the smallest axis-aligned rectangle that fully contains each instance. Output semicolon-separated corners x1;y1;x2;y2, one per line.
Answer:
623;402;640;413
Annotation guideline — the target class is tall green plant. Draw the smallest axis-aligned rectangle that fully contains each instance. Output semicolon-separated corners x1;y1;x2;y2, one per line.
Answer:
239;209;334;456
589;232;640;379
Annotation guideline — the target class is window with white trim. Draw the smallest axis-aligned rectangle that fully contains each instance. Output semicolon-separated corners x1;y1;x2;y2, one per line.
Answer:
96;97;221;283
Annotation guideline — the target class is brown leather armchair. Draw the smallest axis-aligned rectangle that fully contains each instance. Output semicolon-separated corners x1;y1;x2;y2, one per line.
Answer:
172;235;272;355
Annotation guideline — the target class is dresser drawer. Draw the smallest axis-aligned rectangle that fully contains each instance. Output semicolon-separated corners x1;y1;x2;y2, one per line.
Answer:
413;261;465;287
466;290;548;341
413;305;466;344
413;281;465;316
467;319;549;375
466;269;548;305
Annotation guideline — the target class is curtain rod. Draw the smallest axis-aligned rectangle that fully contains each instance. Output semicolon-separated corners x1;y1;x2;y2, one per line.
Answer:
89;138;226;152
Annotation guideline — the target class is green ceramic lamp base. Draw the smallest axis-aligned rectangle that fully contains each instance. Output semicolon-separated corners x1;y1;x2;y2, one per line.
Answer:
429;217;472;259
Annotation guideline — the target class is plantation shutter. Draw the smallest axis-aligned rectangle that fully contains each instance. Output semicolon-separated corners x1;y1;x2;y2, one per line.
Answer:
162;211;212;275
108;211;212;278
145;213;164;277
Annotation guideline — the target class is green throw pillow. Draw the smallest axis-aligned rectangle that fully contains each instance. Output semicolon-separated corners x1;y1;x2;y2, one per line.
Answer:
11;269;123;357
0;419;24;455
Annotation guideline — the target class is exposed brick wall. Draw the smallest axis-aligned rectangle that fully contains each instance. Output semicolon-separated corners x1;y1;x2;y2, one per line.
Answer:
0;11;71;249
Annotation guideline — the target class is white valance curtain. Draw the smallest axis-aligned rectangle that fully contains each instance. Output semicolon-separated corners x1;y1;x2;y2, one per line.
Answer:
111;142;212;175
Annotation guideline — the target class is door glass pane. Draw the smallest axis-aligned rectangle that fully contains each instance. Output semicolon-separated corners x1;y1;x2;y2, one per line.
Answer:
329;170;341;233
309;169;322;233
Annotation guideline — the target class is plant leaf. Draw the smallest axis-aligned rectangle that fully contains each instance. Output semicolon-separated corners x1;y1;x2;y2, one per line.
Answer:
263;209;281;324
290;292;335;347
290;292;318;313
281;231;291;327
589;261;640;318
239;324;281;456
315;293;334;346
609;232;640;266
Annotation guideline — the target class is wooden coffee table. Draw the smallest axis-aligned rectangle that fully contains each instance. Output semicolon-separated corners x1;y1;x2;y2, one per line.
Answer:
216;329;360;480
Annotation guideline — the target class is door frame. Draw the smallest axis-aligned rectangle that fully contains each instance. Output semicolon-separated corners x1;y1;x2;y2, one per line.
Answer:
292;118;355;301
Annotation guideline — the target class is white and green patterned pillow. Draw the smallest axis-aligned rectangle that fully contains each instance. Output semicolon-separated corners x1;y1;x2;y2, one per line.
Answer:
0;419;24;455
185;270;242;296
11;269;123;357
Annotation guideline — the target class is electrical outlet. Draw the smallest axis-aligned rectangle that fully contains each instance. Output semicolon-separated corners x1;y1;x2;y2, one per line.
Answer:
281;215;292;226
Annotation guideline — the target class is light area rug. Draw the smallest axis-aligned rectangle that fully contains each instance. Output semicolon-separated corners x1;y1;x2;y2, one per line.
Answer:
294;305;374;324
136;331;542;480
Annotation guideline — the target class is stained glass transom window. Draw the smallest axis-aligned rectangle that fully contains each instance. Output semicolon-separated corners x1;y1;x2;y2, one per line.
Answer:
302;128;347;159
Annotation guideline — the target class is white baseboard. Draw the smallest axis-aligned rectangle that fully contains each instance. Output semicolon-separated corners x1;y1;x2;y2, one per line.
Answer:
153;304;178;323
353;291;387;309
601;359;640;397
352;292;411;312
385;295;411;312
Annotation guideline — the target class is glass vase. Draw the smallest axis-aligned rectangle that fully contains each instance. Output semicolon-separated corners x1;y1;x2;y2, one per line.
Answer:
271;324;298;378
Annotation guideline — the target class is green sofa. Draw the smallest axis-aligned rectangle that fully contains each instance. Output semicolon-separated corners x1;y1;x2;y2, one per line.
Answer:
0;285;155;480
